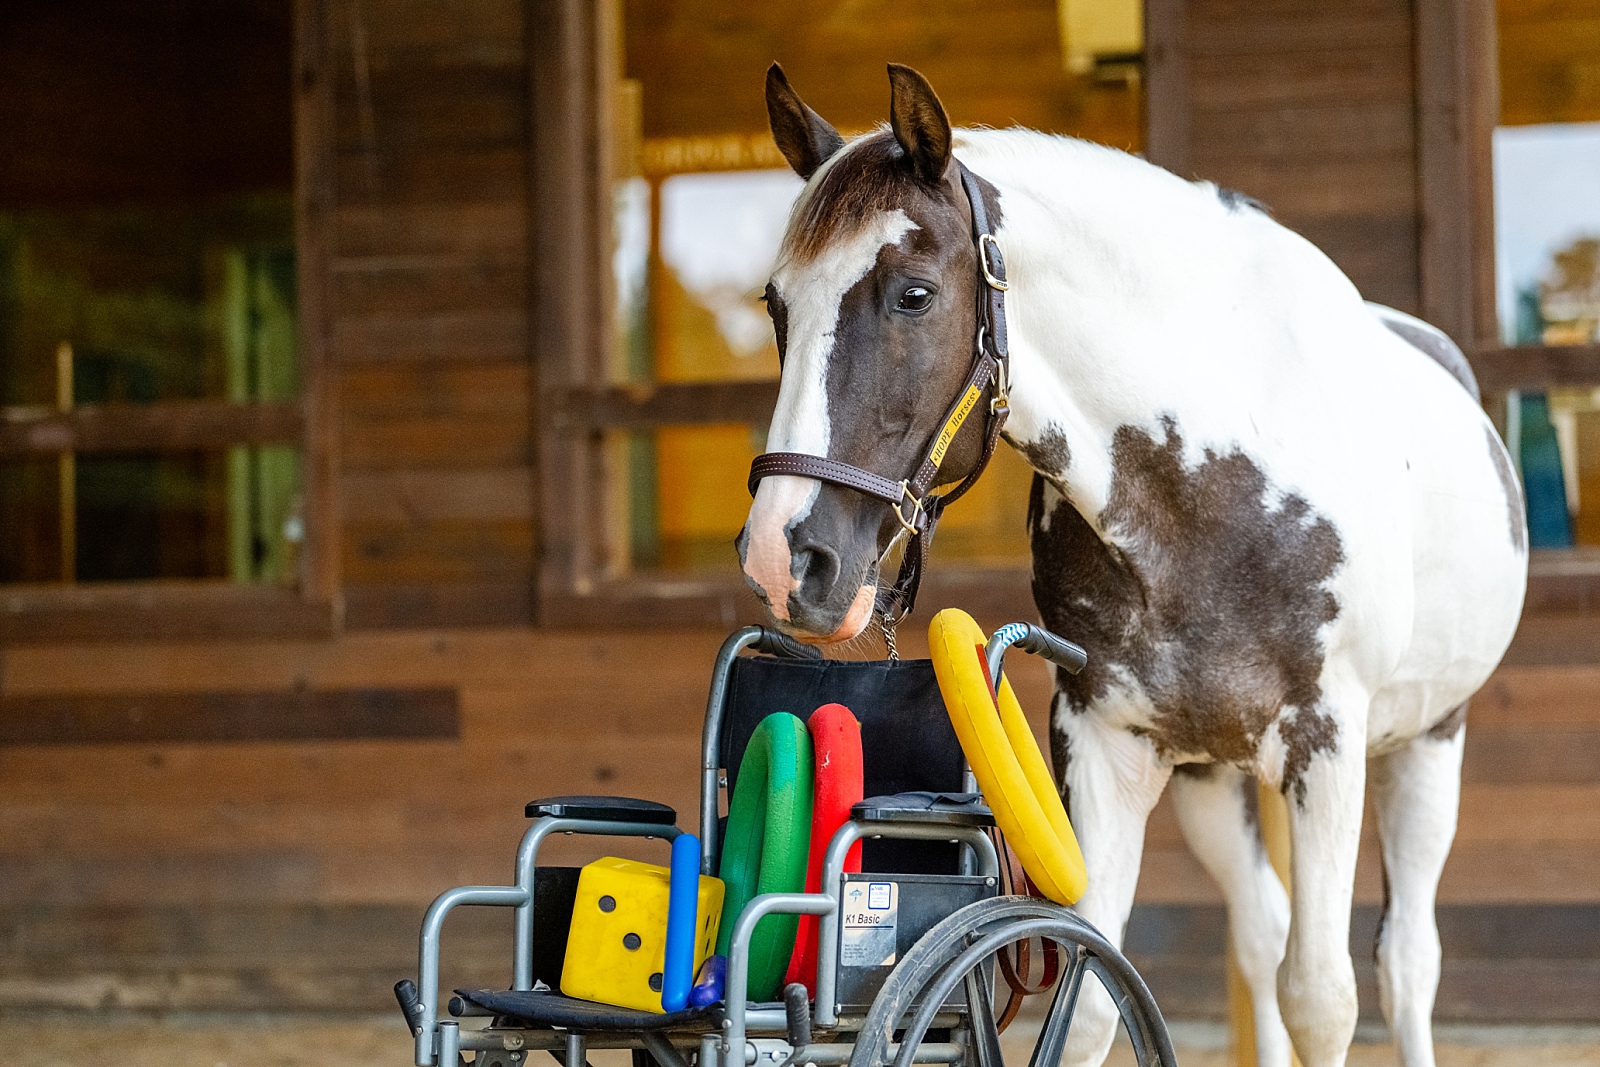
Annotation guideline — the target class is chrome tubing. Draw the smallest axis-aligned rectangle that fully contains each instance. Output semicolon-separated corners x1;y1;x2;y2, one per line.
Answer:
416;885;526;1066
701;627;765;876
699;626;821;876
512;817;681;990
415;816;680;1067
724;893;837;1061
812;820;999;1028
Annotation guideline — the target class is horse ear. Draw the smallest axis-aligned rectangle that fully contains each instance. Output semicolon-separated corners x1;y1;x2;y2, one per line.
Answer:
887;64;951;185
766;63;845;179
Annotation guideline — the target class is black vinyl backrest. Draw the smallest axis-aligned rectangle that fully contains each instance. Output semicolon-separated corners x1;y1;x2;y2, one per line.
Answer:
720;656;965;874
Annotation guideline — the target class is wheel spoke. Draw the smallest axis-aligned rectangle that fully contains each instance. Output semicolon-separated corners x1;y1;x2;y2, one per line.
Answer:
1027;945;1086;1067
964;964;1004;1067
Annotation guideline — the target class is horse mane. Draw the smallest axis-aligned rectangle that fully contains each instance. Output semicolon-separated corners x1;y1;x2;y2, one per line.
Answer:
779;125;1248;270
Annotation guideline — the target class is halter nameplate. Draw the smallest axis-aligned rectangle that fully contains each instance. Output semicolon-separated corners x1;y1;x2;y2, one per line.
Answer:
929;383;983;467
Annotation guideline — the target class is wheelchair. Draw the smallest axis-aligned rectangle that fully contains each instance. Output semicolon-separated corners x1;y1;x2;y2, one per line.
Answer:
394;616;1177;1067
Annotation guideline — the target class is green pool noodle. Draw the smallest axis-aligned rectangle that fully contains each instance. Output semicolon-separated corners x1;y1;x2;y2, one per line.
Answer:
716;712;814;1002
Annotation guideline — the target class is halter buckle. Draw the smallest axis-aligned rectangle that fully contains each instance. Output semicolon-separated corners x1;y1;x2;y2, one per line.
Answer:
894;481;925;535
979;234;1009;291
991;359;1010;414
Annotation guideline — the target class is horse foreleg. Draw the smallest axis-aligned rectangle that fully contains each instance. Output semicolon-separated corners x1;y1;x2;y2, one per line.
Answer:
1276;687;1367;1067
1055;704;1171;1067
1370;709;1465;1067
1170;764;1294;1067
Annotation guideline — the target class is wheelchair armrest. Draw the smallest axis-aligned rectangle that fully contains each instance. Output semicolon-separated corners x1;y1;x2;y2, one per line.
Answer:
852;791;996;829
525;794;677;824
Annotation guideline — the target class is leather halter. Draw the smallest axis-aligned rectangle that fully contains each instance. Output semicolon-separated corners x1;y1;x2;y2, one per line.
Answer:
747;160;1012;627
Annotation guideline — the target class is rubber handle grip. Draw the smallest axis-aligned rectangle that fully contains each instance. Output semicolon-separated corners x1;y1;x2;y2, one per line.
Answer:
755;627;823;660
394;979;424;1036
784;982;813;1046
1018;626;1088;674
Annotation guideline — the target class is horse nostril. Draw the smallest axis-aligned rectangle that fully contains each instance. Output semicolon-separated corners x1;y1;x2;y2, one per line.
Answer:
793;542;842;605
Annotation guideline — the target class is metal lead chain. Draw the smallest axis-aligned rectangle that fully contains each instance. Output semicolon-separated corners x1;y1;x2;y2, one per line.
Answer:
879;613;899;662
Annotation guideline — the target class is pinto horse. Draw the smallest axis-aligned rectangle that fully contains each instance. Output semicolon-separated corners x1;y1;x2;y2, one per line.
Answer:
736;64;1527;1067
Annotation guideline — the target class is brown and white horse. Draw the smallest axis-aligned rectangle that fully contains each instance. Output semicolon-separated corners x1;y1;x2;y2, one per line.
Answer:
736;65;1526;1067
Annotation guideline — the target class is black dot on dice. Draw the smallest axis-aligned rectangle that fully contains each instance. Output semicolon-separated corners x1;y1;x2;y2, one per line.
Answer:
623;932;642;951
649;973;663;993
598;896;616;913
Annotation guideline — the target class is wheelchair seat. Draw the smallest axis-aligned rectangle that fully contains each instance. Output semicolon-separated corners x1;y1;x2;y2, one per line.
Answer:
451;988;724;1032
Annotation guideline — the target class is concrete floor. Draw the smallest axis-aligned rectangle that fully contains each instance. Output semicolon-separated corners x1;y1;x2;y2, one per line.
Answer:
7;1017;1600;1067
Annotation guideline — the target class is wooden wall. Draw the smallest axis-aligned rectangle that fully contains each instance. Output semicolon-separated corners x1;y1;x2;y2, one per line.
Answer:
624;0;1141;150
3;623;1598;1019
0;0;293;209
1499;0;1600;125
1146;0;1425;316
328;0;538;629
1145;0;1498;343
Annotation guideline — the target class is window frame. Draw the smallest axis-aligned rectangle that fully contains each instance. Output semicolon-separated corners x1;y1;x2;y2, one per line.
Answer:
0;0;339;643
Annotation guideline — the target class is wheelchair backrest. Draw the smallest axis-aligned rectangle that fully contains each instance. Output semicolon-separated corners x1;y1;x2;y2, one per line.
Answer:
719;655;966;874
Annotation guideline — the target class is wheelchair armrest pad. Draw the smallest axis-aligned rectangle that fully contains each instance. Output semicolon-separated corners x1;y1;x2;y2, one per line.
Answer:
525;795;677;825
852;791;996;828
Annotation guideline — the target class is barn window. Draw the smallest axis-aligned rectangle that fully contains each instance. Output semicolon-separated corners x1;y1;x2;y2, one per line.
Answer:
0;0;335;639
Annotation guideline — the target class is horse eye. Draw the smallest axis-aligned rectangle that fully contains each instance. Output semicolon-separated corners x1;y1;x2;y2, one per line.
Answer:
896;286;934;314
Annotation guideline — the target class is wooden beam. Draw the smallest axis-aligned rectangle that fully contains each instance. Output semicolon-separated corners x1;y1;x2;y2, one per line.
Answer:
0;687;458;745
0;583;334;644
0;401;303;456
1414;0;1499;346
1470;343;1600;393
554;381;780;430
529;0;616;612
1142;0;1190;175
294;0;343;614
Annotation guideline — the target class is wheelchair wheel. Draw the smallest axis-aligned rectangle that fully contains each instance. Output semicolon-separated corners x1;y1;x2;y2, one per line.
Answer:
848;896;1176;1067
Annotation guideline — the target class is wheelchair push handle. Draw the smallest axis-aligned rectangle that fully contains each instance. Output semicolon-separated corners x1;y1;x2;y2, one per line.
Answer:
753;626;823;660
986;622;1088;684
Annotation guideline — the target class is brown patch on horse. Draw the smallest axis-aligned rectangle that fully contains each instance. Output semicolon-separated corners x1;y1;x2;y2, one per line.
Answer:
1032;416;1345;802
1279;706;1339;804
1427;701;1468;741
1050;708;1073;827
1485;426;1529;555
1014;425;1073;481
1241;772;1263;844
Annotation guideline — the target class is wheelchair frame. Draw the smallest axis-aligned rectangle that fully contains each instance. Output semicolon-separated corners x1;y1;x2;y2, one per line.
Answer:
402;623;1177;1067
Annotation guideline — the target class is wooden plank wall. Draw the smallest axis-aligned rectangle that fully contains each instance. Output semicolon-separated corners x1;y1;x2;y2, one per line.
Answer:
329;0;536;629
1147;0;1425;315
2;626;1598;1017
1499;0;1600;125
624;0;1141;149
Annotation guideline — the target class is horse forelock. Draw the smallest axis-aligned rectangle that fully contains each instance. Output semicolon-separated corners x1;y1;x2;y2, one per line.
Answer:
779;130;930;265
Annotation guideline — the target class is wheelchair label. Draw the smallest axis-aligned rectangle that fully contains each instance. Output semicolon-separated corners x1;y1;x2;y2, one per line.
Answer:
841;880;899;966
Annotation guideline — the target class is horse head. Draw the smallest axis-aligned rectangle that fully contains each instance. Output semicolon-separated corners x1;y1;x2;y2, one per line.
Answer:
736;63;1004;644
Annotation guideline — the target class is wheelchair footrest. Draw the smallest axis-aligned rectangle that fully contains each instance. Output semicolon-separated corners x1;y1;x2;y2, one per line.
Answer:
453;989;723;1032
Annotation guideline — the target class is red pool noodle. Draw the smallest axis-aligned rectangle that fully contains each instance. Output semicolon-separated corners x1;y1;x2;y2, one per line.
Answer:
784;703;863;994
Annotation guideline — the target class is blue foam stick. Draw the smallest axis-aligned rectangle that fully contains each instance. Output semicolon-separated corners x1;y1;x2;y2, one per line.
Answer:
661;832;700;1012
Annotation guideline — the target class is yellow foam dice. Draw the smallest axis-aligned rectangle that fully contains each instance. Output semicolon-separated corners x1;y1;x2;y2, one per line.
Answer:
561;856;724;1013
